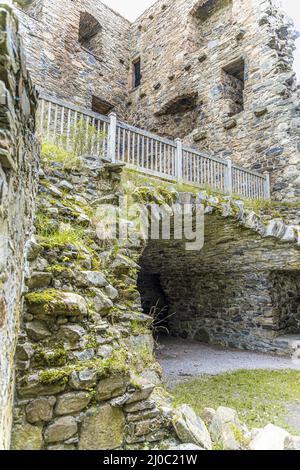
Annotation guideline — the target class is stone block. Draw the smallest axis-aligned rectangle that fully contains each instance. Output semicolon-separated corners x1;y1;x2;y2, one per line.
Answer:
44;416;78;444
11;422;43;450
26;397;55;424
96;375;128;401
79;405;125;450
55;392;91;416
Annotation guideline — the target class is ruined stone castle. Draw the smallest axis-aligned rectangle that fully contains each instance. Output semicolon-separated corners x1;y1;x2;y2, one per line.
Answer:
0;0;300;451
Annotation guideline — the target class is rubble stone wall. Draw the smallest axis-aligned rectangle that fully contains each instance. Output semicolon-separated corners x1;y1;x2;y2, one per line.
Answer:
0;3;39;450
128;0;300;201
16;0;131;117
15;0;300;201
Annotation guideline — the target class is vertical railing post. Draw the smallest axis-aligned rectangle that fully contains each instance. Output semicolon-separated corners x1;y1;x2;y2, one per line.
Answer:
108;112;117;163
225;157;233;195
264;171;271;199
175;138;183;182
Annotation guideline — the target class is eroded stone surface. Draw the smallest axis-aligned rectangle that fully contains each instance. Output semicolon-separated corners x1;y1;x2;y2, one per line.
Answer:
79;405;125;450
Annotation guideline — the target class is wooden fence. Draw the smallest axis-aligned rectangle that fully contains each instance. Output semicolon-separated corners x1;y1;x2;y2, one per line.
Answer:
38;93;270;200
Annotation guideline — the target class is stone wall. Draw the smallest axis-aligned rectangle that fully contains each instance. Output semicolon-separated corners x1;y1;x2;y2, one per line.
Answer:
137;190;300;355
11;156;173;450
16;0;130;117
128;0;300;201
14;0;300;202
0;3;39;450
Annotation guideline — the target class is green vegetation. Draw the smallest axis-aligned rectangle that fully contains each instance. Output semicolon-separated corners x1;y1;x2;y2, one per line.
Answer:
41;143;82;170
38;222;85;249
172;369;300;432
26;289;64;307
34;348;67;367
38;349;129;387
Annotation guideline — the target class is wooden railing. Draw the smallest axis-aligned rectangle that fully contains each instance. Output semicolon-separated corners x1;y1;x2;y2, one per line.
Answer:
38;93;270;200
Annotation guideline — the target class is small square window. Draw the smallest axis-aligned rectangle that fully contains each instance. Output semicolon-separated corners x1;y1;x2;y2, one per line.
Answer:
222;59;245;117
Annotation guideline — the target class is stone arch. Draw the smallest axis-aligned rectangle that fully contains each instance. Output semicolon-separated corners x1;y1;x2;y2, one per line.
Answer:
78;12;102;58
136;194;300;354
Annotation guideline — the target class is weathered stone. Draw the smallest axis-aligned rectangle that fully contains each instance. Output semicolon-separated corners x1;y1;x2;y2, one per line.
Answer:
16;342;34;361
202;407;216;425
75;271;109;288
126;377;154;404
27;236;41;261
111;254;139;275
11;422;43;450
193;129;207;142
96;375;128;401
26;290;88;317
26;397;55;424
55;392;91;415
92;289;113;315
69;368;98;390
105;284;119;300
27;272;52;289
223;118;237;130
44;416;78;444
18;373;67;398
26;321;52;341
59;324;86;343
210;407;244;450
284;435;300;450
172;405;212;450
249;424;290;451
79;405;125;450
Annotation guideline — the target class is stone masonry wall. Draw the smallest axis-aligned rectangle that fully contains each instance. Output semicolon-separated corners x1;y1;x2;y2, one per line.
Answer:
137;191;300;355
15;0;300;201
11;157;173;450
128;0;300;202
16;0;130;117
0;3;39;450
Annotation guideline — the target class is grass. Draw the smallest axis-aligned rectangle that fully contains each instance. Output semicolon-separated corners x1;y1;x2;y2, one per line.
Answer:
172;369;300;432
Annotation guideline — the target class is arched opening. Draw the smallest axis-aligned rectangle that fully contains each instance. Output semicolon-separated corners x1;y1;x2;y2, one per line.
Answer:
79;12;102;58
136;213;300;362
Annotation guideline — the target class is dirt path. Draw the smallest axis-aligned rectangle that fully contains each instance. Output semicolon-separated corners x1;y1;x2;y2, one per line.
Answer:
156;336;300;384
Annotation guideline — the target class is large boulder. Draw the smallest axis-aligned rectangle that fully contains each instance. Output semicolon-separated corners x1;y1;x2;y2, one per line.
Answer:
210;407;245;450
249;424;290;450
172;405;212;450
79;405;125;450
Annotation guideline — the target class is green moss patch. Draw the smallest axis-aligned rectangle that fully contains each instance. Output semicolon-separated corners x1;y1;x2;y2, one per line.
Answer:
172;369;300;432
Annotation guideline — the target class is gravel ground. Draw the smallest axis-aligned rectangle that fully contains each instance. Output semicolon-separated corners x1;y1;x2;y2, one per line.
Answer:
156;336;300;384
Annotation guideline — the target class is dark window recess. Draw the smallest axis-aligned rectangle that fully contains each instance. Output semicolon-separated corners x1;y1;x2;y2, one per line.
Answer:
222;59;245;117
195;0;233;22
155;93;198;117
79;12;102;56
133;59;142;88
92;96;114;115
